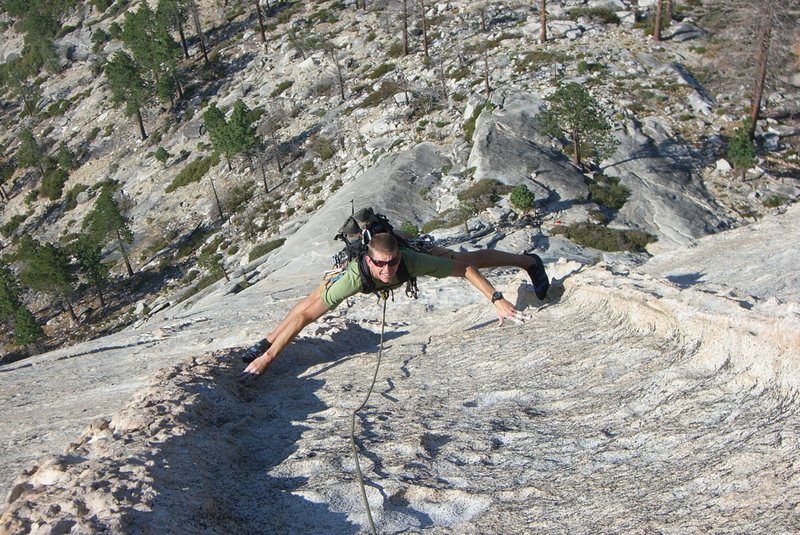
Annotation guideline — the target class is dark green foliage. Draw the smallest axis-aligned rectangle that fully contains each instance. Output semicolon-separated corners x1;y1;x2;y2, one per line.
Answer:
369;63;395;79
587;174;630;210
41;167;68;200
308;135;337;161
203;103;233;161
399;222;420;236
727;119;755;179
551;223;656;252
14;307;44;346
538;82;617;168
70;234;110;299
105;50;150;118
17;129;45;174
249;238;286;262
83;185;135;276
227;100;259;158
64;184;88;211
567;7;621;24
270;80;293;97
762;195;788;208
108;21;123;39
17;238;76;308
510;184;536;211
154;147;170;167
360;81;403;108
165;153;220;193
0;261;22;320
1;214;28;238
57;141;75;170
457;178;513;212
93;0;113;12
463;101;494;141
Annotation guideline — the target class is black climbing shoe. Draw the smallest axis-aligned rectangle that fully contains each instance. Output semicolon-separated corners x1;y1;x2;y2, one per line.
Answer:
525;253;550;300
242;338;271;364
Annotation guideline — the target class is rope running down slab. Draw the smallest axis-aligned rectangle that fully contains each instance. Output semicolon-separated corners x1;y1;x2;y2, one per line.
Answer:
349;293;389;535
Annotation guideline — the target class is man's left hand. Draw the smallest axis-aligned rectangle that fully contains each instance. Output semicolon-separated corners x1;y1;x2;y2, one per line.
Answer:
494;299;530;326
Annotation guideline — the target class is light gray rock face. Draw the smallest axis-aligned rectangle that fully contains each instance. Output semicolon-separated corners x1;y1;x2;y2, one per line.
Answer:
467;90;589;209
2;232;798;532
604;118;733;252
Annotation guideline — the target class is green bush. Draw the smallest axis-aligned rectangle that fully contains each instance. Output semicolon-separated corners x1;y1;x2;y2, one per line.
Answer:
387;40;404;58
360;81;402;108
64;184;89;211
457;178;512;212
400;221;420;236
1;214;27;238
510;184;536;211
552;223;655;252
271;80;293;97
587;174;630;210
463;102;495;141
166;153;220;193
249;238;286;262
41;168;68;200
567;7;620;24
369;63;395;79
763;195;788;208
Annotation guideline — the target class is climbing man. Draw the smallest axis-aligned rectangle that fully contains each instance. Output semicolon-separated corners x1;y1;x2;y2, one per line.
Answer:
239;230;550;383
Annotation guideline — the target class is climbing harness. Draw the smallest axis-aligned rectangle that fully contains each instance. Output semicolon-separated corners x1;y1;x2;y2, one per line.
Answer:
349;289;391;535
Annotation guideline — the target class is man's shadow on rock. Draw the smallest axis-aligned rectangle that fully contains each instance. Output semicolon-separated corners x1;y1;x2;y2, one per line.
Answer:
127;323;409;534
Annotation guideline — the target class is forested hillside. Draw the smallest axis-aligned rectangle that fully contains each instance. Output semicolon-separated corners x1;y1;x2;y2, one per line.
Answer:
0;0;797;363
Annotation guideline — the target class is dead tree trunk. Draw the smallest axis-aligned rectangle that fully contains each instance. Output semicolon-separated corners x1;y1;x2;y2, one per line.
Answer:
749;2;774;140
540;0;547;43
653;0;664;41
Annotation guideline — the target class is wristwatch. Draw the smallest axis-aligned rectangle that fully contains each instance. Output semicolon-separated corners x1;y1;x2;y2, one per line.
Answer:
491;291;503;303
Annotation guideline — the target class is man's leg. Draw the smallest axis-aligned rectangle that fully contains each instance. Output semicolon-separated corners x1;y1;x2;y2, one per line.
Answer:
243;291;323;363
430;245;550;299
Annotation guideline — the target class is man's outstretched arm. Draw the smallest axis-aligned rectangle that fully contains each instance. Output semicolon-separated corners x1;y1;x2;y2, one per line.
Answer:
450;261;527;326
240;291;330;381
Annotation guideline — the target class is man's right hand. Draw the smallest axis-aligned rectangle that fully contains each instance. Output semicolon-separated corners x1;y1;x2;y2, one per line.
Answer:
239;353;275;384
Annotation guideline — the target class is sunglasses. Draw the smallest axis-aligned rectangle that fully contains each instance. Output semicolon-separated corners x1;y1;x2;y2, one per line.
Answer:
368;255;401;268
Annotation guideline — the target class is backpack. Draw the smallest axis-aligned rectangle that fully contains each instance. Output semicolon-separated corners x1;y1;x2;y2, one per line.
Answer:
331;207;433;299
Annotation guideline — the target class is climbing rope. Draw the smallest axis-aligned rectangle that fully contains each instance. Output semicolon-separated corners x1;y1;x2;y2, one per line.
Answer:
349;290;390;535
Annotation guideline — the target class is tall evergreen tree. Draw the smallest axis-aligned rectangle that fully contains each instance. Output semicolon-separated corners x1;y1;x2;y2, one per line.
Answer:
84;186;135;277
18;238;79;323
105;50;150;140
17;128;46;176
227;99;260;165
14;306;44;347
538;82;618;169
0;261;22;321
728;119;756;180
203;103;235;169
70;234;110;307
156;0;190;59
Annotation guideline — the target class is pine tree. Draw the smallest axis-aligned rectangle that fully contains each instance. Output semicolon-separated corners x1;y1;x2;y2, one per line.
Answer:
17;128;46;176
538;82;618;169
728;119;756;180
57;141;75;170
105;50;150;140
18;238;79;323
227;99;260;165
84;186;135;277
203;103;235;169
0;261;22;321
14;307;44;346
70;234;110;307
155;147;171;168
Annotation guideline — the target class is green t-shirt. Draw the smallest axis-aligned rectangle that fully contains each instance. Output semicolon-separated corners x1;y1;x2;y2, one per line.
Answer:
321;248;454;310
